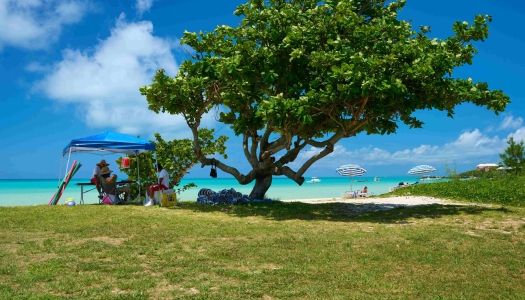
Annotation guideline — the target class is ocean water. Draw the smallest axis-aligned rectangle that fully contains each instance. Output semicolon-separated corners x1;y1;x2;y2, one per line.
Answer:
0;176;434;207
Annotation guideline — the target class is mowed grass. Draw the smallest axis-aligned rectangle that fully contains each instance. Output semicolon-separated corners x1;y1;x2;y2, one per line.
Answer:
1;200;525;299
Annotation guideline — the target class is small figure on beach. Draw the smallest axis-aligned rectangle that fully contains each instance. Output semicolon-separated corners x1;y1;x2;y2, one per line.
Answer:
145;163;169;206
91;159;109;195
362;186;368;194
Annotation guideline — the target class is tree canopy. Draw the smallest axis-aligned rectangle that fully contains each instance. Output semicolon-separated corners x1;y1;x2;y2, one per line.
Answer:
140;0;510;199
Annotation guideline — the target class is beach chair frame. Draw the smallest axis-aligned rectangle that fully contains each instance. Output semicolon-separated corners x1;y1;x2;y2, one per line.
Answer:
99;175;127;204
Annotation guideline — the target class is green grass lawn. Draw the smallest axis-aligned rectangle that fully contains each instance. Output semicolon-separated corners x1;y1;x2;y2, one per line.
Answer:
1;199;525;299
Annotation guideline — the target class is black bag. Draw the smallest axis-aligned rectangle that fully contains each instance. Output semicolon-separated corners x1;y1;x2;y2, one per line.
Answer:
210;159;217;178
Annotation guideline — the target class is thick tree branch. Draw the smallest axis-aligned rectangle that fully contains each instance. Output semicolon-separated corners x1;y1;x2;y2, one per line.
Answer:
279;166;305;185
261;135;288;160
354;96;369;120
305;128;351;148
191;126;256;184
243;133;258;168
345;117;371;137
294;132;345;178
271;134;338;185
250;132;259;163
274;141;308;167
260;122;274;151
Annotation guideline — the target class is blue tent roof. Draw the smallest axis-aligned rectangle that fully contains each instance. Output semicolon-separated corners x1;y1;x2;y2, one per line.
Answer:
62;131;156;156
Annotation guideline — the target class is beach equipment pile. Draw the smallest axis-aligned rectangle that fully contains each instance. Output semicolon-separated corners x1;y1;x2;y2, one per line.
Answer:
48;160;81;205
197;188;271;205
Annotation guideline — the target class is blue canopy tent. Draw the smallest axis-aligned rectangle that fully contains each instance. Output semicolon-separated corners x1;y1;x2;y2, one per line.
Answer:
60;131;157;202
62;131;155;155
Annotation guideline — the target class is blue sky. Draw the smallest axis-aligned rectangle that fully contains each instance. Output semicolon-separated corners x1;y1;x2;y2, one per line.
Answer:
0;0;524;180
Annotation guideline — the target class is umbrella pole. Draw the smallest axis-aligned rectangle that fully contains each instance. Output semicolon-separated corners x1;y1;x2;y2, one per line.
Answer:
136;152;141;204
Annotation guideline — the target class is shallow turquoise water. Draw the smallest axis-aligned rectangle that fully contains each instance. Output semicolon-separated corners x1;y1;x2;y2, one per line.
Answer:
0;176;435;206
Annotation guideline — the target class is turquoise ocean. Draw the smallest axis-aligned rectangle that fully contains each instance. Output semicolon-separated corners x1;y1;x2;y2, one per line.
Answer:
0;176;427;207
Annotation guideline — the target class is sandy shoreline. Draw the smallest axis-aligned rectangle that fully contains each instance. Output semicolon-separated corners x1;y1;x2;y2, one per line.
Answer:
281;195;463;205
280;196;479;214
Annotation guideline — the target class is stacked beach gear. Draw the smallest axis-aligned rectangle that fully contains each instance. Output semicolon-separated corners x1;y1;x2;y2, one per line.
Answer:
48;160;82;206
196;188;271;205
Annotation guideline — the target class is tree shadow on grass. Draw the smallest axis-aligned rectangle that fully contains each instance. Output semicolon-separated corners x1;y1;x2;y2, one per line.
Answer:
172;201;514;224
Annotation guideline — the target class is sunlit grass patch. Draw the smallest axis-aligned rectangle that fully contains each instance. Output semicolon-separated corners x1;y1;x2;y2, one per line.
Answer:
0;201;524;299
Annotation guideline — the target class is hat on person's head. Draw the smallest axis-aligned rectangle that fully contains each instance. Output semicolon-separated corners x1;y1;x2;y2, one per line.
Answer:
100;166;112;175
96;159;109;167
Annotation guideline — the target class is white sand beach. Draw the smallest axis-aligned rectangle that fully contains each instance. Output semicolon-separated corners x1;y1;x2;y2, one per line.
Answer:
281;196;480;214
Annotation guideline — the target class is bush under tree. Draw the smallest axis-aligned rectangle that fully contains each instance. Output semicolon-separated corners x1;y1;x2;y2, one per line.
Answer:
116;129;228;200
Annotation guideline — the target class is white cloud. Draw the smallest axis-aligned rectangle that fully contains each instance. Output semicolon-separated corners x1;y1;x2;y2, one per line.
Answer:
498;116;523;131
508;127;525;143
135;0;154;16
289;128;505;170
36;13;207;138
446;129;500;149
25;62;50;72
0;0;90;50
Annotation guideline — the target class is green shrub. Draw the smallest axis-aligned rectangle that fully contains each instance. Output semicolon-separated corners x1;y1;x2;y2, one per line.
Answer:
388;176;525;206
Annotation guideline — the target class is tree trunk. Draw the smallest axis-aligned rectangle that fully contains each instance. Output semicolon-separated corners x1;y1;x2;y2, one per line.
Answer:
249;175;272;199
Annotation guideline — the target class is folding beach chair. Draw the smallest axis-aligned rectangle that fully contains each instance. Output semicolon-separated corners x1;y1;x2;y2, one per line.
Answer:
341;190;358;199
99;175;127;204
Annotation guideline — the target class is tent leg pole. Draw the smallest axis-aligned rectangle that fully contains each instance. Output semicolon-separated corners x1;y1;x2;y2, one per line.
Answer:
155;153;159;185
154;153;159;204
65;149;72;182
58;156;64;188
136;152;141;204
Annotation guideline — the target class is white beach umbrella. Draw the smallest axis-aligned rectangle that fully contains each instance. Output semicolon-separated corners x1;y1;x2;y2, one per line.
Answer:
407;165;437;175
336;164;367;191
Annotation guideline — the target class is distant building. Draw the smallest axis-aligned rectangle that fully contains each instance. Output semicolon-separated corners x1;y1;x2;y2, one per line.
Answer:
476;163;499;172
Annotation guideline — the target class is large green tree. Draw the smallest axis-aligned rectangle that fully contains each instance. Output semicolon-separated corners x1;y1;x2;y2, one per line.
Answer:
499;137;525;175
140;0;510;199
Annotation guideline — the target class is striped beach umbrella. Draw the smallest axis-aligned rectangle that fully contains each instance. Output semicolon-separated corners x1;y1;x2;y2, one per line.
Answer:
336;164;367;191
407;165;437;175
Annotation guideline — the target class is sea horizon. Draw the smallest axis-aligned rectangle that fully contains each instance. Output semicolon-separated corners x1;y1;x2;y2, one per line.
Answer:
0;176;437;207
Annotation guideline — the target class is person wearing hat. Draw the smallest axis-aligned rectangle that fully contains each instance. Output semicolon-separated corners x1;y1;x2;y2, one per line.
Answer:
99;166;129;202
91;159;109;194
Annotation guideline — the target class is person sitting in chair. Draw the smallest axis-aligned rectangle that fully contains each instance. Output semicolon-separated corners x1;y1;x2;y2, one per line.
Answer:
145;163;169;206
91;159;109;195
99;166;129;203
361;186;368;195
